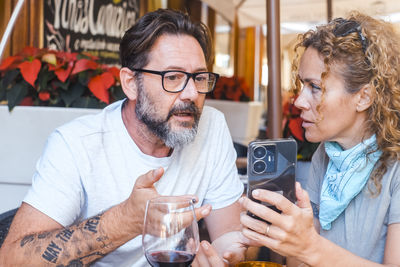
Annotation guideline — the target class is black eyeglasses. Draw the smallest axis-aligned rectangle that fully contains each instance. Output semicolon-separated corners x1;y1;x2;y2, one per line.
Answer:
131;68;219;94
332;18;368;53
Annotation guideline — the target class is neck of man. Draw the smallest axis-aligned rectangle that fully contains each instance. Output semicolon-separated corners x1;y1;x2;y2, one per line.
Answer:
121;100;172;158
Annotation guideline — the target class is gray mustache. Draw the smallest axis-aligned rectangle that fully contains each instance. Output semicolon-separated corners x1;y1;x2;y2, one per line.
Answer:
167;103;199;120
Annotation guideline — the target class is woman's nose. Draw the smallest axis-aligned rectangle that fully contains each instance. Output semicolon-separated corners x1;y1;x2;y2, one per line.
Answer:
294;89;309;110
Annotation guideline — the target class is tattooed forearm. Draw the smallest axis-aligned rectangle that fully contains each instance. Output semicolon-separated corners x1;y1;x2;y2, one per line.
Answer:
38;232;52;239
42;241;62;263
15;213;113;266
83;216;101;234
56;252;106;267
20;234;35;247
56;229;75;242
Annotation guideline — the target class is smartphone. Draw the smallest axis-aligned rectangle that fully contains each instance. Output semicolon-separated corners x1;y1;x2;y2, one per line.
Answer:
247;138;297;218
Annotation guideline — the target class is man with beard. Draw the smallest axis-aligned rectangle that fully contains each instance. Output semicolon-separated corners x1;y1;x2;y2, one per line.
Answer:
0;9;248;267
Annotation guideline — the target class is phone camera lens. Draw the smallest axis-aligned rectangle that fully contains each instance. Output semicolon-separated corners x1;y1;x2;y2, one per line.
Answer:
253;160;266;174
254;146;266;159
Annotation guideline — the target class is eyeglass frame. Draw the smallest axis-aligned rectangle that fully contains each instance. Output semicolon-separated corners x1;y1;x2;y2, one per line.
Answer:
130;68;220;94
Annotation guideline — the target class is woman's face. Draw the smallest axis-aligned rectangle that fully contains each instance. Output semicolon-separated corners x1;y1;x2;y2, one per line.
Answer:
294;47;368;149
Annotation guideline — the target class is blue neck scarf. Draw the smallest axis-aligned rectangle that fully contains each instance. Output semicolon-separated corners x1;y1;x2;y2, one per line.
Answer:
319;135;381;230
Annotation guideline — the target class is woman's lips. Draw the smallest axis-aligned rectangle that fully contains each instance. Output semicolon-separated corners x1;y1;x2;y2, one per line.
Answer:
301;117;314;128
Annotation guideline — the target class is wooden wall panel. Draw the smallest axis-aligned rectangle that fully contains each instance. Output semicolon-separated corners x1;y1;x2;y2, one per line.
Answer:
11;0;29;55
0;0;43;58
29;0;43;48
1;0;13;59
244;27;255;99
236;27;256;100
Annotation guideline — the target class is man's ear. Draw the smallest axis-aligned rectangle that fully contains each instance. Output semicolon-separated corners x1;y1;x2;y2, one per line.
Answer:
356;84;373;112
120;67;138;100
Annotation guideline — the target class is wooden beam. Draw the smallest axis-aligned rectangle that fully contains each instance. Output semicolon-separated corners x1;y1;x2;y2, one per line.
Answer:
207;5;216;71
327;0;332;22
266;0;282;138
233;13;239;76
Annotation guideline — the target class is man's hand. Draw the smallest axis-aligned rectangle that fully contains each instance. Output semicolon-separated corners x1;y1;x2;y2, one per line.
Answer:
192;231;250;266
123;167;212;236
123;167;164;236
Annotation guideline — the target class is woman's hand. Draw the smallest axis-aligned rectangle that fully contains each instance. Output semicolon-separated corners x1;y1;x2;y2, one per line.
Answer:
192;241;228;267
192;231;250;267
239;182;320;262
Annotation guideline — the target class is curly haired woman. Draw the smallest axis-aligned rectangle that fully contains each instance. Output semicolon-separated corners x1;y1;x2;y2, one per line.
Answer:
240;12;400;266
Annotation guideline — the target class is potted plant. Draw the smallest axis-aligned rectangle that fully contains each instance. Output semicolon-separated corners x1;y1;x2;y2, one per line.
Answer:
0;47;126;211
0;46;125;111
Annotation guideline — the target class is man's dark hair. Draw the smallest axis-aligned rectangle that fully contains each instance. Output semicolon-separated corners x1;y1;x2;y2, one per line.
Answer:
119;9;212;69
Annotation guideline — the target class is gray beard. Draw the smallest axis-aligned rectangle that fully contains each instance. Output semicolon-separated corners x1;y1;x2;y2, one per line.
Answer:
134;78;201;149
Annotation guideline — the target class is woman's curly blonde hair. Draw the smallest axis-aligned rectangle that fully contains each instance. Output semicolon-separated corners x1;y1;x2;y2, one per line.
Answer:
291;11;400;195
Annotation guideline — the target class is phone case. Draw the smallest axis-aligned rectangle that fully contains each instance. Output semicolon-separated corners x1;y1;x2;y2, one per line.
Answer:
247;138;297;215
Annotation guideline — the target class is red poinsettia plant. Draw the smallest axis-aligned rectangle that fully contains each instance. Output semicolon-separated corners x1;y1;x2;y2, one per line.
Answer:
206;76;250;102
282;94;319;161
0;47;125;111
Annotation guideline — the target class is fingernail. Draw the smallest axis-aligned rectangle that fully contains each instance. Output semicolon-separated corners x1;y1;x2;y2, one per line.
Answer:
238;197;244;204
202;242;209;250
253;190;259;196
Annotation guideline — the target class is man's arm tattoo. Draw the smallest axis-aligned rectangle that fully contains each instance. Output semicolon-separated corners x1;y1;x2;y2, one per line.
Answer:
42;241;62;263
18;213;110;265
83;216;101;234
20;234;35;247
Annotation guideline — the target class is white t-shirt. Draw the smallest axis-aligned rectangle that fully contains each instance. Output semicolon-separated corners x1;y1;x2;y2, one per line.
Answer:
24;100;244;267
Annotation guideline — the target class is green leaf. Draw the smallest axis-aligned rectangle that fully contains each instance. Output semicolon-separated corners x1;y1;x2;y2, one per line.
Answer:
110;85;126;101
78;71;89;85
76;53;91;60
60;83;85;107
2;69;20;89
6;82;28;111
0;80;5;101
38;67;55;92
53;80;70;90
72;96;100;108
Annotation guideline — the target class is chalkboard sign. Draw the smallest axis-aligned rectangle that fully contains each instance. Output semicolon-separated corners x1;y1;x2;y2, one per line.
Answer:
44;0;140;65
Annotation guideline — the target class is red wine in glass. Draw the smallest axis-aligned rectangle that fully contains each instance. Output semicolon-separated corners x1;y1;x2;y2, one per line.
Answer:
142;196;199;267
145;250;195;267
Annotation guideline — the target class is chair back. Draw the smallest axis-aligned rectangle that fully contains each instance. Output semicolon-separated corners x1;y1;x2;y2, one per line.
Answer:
0;208;18;248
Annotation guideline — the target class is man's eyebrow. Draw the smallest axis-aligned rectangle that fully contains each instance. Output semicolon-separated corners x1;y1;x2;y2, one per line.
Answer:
165;66;208;72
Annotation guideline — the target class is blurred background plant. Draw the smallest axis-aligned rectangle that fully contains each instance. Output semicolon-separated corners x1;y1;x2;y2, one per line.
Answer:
206;75;250;102
282;93;319;161
0;47;125;111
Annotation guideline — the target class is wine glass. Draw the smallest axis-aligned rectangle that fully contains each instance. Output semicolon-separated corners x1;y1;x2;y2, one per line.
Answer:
142;196;200;267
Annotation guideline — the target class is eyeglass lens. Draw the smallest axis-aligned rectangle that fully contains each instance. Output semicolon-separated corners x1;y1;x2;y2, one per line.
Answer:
163;71;217;93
